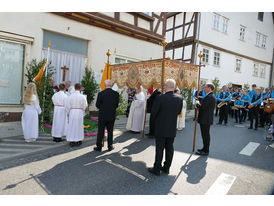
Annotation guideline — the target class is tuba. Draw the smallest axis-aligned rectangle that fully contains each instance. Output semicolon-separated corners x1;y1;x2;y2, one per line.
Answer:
264;98;274;113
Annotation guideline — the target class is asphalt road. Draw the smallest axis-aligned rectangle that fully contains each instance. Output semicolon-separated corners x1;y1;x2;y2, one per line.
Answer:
0;115;273;195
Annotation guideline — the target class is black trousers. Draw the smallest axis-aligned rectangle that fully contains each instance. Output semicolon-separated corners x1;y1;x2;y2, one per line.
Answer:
235;109;243;123
96;120;115;149
153;137;175;172
148;114;155;135
249;106;260;128
259;108;271;126
200;124;211;153
218;104;229;124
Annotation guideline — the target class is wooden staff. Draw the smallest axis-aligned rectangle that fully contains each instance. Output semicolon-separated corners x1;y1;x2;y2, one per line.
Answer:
192;51;204;152
161;37;167;94
102;49;111;147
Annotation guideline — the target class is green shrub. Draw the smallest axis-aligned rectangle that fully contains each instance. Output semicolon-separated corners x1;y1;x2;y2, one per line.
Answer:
116;88;128;115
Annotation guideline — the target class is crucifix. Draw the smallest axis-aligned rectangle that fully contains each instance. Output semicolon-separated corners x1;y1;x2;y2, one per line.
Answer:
61;66;69;81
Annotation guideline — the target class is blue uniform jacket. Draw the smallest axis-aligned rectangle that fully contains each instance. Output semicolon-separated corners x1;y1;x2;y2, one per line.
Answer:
217;92;231;102
249;93;262;105
193;89;206;99
235;100;244;106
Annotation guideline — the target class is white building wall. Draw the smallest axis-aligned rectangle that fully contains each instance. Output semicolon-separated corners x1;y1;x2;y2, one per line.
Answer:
0;12;162;111
199;12;273;63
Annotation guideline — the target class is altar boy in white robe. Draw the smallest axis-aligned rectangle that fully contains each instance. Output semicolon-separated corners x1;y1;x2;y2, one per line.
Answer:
51;83;68;142
126;84;146;132
65;83;88;147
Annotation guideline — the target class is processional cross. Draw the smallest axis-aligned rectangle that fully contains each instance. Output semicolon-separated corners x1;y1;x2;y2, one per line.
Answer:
61;66;69;81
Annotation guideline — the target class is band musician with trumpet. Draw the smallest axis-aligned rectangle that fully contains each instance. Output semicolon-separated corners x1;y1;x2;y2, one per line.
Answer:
259;88;271;127
248;88;262;130
217;85;231;126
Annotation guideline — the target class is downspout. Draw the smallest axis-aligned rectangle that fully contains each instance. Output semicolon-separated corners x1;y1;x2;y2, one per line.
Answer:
269;48;274;87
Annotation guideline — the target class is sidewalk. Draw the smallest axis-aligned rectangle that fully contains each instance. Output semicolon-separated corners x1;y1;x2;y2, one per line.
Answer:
0;111;195;164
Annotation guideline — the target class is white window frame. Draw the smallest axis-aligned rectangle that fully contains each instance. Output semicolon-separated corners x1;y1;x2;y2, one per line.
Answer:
115;56;135;64
202;48;209;64
235;58;242;73
261;35;267;48
213;51;220;66
260;64;266;78
213;13;220;30
222;17;229;33
240;25;246;41
253;63;259;77
256;32;261;46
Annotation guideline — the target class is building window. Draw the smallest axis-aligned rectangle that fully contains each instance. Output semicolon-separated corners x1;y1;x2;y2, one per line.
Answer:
202;48;209;63
222;17;229;33
240;25;246;41
213;13;220;30
260;64;265;78
235;58;241;73
0;40;25;104
258;12;264;21
115;57;135;64
256;32;261;46
213;52;220;66
142;12;152;16
261;35;267;48
253;63;259;77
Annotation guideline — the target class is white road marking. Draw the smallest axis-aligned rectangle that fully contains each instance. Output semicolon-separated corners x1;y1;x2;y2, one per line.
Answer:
239;142;260;156
205;173;236;195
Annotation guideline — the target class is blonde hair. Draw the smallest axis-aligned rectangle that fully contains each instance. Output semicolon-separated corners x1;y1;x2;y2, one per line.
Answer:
23;83;38;105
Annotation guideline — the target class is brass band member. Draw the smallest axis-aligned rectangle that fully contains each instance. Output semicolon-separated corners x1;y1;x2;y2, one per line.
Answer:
248;88;262;130
234;95;244;124
241;90;250;122
259;88;271;127
217;85;231;126
215;88;223;116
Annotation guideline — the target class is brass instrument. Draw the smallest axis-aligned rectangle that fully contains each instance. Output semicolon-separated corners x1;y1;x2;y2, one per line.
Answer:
231;105;245;110
217;93;232;108
248;97;262;109
217;101;227;108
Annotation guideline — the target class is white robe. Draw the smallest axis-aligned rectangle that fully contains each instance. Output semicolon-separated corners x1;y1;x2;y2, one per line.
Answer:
65;86;75;96
177;99;186;130
126;91;146;132
51;91;68;137
65;91;88;142
21;95;42;140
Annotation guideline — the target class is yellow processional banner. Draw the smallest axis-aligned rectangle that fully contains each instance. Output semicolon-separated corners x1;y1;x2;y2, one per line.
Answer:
110;59;198;90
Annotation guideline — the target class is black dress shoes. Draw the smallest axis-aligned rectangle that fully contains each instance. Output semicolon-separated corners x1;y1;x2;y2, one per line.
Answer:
254;128;258;130
248;127;253;129
148;168;160;176
197;148;204;153
76;141;82;146
108;146;114;151
69;142;76;147
160;167;169;174
94;147;102;152
195;150;209;156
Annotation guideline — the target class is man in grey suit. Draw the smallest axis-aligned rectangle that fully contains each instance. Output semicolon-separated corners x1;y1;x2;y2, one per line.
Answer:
196;83;216;156
148;79;182;176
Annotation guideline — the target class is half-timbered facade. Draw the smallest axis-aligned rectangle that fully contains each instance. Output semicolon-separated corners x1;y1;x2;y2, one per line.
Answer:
0;12;166;122
166;12;274;89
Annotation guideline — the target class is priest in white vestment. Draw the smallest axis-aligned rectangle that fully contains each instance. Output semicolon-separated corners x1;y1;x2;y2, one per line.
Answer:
175;89;186;130
51;83;68;142
65;80;75;95
65;83;88;147
126;86;146;132
21;83;42;142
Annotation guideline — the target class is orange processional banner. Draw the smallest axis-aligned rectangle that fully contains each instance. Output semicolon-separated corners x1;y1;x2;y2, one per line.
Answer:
110;59;198;90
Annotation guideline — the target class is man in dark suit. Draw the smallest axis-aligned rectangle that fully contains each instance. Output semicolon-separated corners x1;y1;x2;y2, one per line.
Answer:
148;79;182;176
196;83;216;156
146;89;161;138
94;80;119;152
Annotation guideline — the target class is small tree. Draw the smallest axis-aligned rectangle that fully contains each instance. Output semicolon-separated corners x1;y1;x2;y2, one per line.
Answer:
243;83;250;91
25;59;55;126
181;88;194;110
81;67;99;106
212;77;220;96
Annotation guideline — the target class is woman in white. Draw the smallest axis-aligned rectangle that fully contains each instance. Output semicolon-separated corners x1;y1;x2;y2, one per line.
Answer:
126;85;146;132
175;89;186;130
51;83;68;142
21;83;42;142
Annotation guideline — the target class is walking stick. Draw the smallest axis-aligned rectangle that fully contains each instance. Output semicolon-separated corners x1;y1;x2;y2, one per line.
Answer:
142;100;148;137
192;51;204;152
